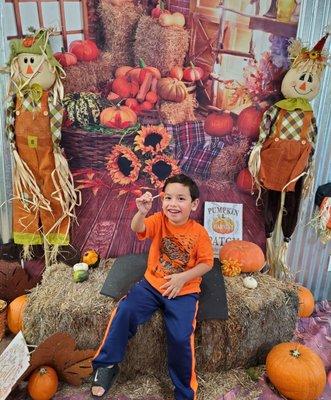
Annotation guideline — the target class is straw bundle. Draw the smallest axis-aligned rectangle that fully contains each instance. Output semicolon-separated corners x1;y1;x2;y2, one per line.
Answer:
134;15;189;76
63;52;115;94
99;1;144;68
23;263;298;379
159;95;196;124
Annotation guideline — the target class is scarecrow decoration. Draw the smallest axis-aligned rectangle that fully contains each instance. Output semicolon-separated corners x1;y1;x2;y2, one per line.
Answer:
2;28;80;263
249;27;330;279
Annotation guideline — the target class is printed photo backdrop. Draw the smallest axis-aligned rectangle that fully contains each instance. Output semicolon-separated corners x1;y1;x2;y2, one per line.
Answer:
1;0;301;258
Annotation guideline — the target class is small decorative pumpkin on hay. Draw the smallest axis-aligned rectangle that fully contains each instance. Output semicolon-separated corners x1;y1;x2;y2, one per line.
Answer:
82;249;100;268
1;28;80;263
249;27;330;279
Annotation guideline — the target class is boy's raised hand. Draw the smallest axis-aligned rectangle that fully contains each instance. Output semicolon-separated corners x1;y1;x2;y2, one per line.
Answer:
136;191;153;215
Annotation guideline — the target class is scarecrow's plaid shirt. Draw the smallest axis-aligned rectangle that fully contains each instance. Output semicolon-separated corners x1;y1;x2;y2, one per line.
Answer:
259;105;318;156
5;93;63;145
165;121;227;179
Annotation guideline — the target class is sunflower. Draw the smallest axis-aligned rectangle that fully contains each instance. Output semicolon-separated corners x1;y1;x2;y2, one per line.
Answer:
134;125;171;155
106;144;141;185
144;155;180;189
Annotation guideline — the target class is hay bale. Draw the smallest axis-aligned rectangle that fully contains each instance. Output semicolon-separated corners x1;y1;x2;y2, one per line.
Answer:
134;16;189;76
23;264;298;379
63;52;115;94
210;135;250;181
99;2;144;67
159;95;196;124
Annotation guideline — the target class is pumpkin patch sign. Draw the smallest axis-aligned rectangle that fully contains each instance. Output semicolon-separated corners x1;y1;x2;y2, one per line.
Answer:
204;201;243;256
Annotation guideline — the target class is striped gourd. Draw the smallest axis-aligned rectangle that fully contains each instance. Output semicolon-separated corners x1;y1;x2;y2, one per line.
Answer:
63;92;102;127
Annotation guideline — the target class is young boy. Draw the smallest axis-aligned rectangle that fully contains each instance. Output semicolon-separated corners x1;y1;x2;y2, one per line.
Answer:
91;174;214;399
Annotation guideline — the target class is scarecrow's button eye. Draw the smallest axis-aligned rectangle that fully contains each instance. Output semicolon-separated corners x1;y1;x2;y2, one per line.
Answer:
24;57;28;63
307;74;313;83
299;74;305;81
30;57;35;64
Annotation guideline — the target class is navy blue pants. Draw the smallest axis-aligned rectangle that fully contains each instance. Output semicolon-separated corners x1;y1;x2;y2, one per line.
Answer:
92;278;199;400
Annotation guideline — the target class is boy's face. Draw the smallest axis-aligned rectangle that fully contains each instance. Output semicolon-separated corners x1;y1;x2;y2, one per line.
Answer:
162;183;199;226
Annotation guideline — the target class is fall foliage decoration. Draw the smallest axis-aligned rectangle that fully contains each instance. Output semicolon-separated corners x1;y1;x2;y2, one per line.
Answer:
220;240;265;272
7;294;27;334
297;285;315;317
82;250;100;268
23;332;95;386
266;342;326;400
100;105;138;129
204;111;234;137
54;48;77;67
68;39;100;61
27;366;59;400
157;78;187;103
0;260;40;302
237;106;264;139
221;259;242;277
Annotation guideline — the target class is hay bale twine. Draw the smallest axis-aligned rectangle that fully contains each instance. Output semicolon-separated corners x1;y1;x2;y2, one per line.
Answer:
134;16;189;76
63;52;115;94
99;1;144;67
23;264;298;379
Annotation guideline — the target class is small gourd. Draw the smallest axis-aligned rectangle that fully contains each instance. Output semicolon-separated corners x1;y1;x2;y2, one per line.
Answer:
73;262;89;283
243;276;258;289
82;249;100;268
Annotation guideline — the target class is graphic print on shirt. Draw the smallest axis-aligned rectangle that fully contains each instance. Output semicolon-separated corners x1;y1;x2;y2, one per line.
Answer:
152;234;197;277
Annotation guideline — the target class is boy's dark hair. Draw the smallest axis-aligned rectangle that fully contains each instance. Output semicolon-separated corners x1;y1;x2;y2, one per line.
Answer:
163;174;199;201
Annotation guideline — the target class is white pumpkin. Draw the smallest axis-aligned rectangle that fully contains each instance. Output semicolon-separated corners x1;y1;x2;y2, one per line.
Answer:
243;276;258;289
73;262;89;272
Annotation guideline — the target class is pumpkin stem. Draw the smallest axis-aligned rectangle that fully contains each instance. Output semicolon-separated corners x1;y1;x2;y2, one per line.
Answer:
39;367;48;375
189;61;196;69
138;58;146;68
159;0;165;9
61;47;66;53
290;348;301;358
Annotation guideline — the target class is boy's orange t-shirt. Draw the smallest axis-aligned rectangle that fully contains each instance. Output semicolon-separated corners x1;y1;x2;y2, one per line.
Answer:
137;212;214;296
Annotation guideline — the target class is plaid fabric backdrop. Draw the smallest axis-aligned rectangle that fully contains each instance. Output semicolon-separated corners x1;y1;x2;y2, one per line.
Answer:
165;121;226;179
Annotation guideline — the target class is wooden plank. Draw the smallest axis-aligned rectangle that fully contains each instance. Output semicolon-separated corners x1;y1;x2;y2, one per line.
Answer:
81;0;89;39
36;0;44;27
58;0;68;50
249;16;297;37
7;29;83;40
12;0;23;37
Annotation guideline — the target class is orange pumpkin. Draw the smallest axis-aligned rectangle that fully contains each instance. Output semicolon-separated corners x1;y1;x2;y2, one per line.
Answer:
183;62;204;82
54;48;77;67
266;342;326;400
82;249;100;268
219;240;265;272
100;105;137;129
7;294;27;334
170;66;184;80
204;112;234;137
236;168;256;193
28;366;59;400
68;39;100;61
237;106;263;139
297;285;315;317
127;59;161;84
157;78;187;102
115;65;133;78
212;217;234;234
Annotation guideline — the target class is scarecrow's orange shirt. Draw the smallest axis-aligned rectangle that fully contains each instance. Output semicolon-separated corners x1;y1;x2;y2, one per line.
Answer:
137;212;214;296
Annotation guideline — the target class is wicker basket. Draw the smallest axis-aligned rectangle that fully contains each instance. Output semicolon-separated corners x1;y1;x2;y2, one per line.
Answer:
0;300;7;341
138;109;161;126
61;127;139;170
